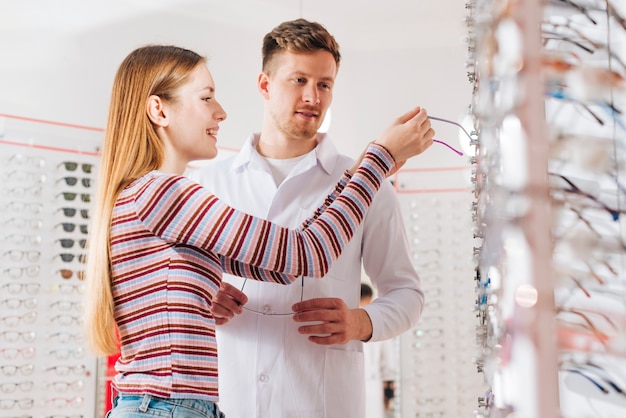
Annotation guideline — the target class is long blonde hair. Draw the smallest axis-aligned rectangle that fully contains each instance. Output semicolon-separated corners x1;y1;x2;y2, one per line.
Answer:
84;45;206;355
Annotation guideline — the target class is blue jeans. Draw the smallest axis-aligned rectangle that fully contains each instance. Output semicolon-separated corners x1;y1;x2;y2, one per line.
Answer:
107;393;226;418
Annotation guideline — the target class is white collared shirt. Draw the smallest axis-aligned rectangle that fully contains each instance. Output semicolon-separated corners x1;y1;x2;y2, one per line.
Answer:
189;133;423;418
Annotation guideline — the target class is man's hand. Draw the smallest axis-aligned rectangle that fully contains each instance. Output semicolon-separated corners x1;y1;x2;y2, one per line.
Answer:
292;298;373;345
210;282;248;325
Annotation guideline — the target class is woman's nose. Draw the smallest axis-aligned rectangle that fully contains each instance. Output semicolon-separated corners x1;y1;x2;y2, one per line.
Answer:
215;103;227;121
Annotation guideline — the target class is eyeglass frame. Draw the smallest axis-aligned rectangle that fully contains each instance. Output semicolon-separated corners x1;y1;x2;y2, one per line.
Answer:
238;276;305;316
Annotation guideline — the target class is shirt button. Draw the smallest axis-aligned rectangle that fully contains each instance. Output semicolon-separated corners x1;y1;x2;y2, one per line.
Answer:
262;305;272;314
259;373;269;383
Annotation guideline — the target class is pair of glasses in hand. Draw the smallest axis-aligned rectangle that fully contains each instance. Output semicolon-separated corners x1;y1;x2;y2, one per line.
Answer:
239;277;304;316
428;115;476;156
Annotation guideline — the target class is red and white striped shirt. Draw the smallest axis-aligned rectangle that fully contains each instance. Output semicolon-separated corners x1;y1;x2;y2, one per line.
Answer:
109;143;393;401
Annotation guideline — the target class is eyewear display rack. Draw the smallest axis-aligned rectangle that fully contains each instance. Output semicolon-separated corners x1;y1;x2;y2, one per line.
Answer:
467;0;626;417
0;114;105;418
391;164;484;418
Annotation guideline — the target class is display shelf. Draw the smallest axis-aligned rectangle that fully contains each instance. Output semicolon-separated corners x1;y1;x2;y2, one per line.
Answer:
0;114;104;418
467;0;626;417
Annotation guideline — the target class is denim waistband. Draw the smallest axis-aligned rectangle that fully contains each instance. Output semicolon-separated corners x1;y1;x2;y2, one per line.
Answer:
118;393;219;416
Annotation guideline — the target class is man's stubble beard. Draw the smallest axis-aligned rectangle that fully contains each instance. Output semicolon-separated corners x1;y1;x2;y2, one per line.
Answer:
273;110;321;143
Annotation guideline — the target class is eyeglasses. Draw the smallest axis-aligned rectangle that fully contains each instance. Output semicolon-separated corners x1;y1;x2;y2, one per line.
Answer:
0;331;36;343
239;277;304;316
53;253;87;264
547;89;625;133
45;415;85;418
45;365;86;376
2;250;40;262
2;201;42;214
413;341;446;351
0;298;38;310
56;269;85;280
4;169;47;183
54;223;89;234
3;234;42;246
414;328;444;338
0;347;36;360
8;153;45;168
7;184;42;197
0;283;41;295
0;380;34;393
57;207;90;219
549;172;621;221
0;397;34;409
51;283;84;295
48;332;83;343
2;265;40;279
562;357;626;393
55;239;87;249
47;380;84;392
56;177;92;188
561;367;621;395
2;217;43;230
57;161;93;173
50;300;82;312
46;396;85;408
1;312;38;327
56;192;91;203
428;115;477;157
50;314;82;326
49;347;85;361
0;364;34;376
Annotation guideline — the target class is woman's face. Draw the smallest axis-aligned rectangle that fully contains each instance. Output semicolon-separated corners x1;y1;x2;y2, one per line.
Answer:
164;64;227;165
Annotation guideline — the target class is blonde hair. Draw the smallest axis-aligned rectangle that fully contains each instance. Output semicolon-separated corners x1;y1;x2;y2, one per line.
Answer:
84;45;206;355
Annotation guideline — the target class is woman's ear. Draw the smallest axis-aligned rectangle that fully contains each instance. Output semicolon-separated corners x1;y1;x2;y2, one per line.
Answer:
146;95;169;127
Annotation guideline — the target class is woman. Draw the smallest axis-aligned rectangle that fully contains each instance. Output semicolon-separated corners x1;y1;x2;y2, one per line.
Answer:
84;45;433;417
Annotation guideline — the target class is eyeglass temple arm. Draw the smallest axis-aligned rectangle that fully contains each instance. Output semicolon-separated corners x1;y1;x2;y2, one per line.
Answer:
427;115;475;141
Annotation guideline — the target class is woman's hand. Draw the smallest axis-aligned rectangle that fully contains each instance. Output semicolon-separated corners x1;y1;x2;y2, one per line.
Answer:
375;106;434;164
349;107;434;176
210;282;248;325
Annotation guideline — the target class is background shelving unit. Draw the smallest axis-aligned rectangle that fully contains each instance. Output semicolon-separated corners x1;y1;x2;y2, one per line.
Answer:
0;114;105;418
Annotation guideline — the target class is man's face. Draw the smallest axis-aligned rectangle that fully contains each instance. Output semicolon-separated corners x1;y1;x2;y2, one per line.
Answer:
264;50;337;141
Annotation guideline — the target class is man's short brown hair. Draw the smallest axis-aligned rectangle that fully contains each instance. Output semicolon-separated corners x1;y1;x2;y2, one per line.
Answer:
262;18;341;74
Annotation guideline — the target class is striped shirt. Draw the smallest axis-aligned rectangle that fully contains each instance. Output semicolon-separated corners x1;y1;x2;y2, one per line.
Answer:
110;143;394;401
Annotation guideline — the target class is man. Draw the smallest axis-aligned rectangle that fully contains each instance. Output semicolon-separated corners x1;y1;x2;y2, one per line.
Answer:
190;19;425;418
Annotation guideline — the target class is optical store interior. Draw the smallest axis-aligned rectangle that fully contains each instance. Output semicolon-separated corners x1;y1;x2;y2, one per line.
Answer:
1;0;626;417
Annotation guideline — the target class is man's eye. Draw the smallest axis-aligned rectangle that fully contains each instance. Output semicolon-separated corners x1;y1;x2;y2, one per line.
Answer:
203;97;213;102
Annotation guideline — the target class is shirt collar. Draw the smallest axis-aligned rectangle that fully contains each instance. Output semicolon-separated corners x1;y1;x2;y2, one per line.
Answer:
230;132;339;175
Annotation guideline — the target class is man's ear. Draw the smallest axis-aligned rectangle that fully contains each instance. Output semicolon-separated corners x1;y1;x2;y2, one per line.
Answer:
258;72;270;100
146;95;169;127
